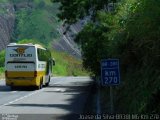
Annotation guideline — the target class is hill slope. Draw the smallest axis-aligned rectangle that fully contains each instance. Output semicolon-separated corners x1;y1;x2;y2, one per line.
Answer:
0;0;88;77
0;2;15;51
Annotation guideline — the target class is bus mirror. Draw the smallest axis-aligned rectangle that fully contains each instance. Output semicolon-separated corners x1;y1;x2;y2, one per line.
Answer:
52;59;55;66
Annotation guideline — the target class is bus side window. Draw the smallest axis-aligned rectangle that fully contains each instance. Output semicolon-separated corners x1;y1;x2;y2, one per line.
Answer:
37;49;54;68
38;49;47;61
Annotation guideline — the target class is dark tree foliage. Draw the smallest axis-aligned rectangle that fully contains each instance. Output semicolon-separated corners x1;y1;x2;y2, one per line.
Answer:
51;0;115;24
52;0;117;75
76;23;109;75
52;0;160;113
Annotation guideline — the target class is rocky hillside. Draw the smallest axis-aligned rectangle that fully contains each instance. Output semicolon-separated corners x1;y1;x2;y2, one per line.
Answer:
0;0;60;51
0;3;15;51
0;1;82;59
53;22;82;59
52;17;90;59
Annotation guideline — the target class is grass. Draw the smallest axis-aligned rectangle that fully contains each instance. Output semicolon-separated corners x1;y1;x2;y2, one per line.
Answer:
0;0;9;3
0;46;89;78
0;0;87;77
100;64;160;113
52;50;89;76
0;67;4;79
13;0;60;46
18;40;89;77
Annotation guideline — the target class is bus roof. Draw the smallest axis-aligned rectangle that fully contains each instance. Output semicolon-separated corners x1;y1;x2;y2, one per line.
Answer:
7;43;46;50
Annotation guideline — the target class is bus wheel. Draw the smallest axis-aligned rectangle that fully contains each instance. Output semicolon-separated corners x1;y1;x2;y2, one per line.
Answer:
45;76;50;87
11;86;15;90
39;82;43;89
37;79;43;90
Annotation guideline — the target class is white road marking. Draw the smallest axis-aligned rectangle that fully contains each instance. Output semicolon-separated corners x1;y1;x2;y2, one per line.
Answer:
0;89;42;108
54;88;66;92
10;91;17;94
0;79;64;108
0;79;4;83
0;77;90;109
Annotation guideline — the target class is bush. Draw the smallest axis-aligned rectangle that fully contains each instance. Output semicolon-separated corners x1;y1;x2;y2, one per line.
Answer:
0;50;5;67
12;0;60;46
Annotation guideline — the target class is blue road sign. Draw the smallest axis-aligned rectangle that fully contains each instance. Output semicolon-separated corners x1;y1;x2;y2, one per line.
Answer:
101;59;120;86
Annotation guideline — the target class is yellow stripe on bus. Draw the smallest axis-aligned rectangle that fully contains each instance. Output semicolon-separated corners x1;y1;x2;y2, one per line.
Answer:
6;71;45;77
6;71;46;86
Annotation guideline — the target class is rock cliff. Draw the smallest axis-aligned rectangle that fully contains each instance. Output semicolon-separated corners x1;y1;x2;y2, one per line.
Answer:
0;3;15;51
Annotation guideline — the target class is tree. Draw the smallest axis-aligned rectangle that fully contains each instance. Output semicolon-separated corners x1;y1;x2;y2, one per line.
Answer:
52;0;117;75
51;0;115;23
76;22;109;75
12;0;59;46
53;0;160;113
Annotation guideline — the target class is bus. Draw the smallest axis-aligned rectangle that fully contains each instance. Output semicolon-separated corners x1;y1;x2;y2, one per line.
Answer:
5;43;55;89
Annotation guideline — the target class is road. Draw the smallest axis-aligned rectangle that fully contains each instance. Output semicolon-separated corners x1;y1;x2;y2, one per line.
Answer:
0;77;93;120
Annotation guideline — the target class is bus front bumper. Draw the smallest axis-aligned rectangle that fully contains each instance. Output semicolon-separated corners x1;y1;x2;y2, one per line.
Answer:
5;77;40;87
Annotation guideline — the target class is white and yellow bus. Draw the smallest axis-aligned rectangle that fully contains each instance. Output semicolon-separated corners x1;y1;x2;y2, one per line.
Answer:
5;43;55;89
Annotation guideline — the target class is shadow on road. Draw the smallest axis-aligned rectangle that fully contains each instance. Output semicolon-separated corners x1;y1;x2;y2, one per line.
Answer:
0;85;37;92
7;103;70;109
45;82;91;93
0;85;11;92
6;81;95;120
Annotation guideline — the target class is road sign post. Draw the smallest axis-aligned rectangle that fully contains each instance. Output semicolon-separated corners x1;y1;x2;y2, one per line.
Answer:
101;59;120;113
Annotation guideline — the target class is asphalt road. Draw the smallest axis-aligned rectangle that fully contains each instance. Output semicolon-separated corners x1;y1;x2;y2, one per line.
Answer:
0;77;93;120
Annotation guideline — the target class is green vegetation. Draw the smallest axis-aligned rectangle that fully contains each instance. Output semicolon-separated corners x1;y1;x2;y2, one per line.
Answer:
0;0;9;3
0;39;88;77
0;67;4;78
0;0;10;14
18;39;45;47
17;39;89;76
0;0;88;78
0;50;5;78
53;0;160;113
12;0;60;45
52;50;88;76
0;50;5;67
19;39;88;76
